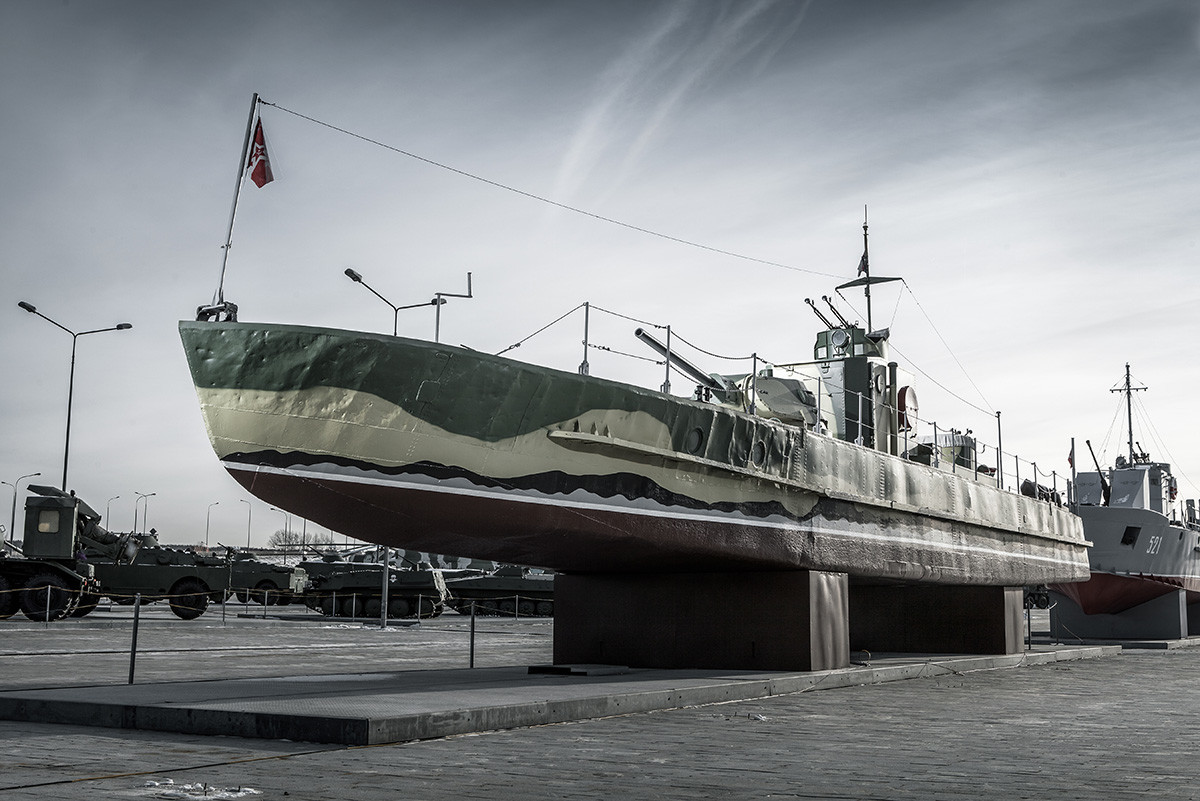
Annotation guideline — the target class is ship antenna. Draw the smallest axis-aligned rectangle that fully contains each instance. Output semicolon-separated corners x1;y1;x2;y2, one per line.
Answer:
1110;363;1146;465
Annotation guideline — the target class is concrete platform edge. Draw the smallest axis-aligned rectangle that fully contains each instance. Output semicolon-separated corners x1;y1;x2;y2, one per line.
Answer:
0;646;1116;746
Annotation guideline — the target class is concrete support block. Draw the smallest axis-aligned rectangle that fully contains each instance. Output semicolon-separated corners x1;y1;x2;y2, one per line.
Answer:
553;570;849;671
1050;587;1188;641
849;584;1024;655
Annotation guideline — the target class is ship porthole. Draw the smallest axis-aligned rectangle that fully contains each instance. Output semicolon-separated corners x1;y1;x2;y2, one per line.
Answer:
751;441;767;467
684;428;704;455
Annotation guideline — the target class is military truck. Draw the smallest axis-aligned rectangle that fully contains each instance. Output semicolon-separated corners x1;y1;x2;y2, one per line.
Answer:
0;485;139;622
296;550;449;618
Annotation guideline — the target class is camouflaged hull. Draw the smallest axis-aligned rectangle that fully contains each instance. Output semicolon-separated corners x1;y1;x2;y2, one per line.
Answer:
179;321;1089;584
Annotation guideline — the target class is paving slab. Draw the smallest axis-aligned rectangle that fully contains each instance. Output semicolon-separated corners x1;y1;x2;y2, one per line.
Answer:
0;643;1115;745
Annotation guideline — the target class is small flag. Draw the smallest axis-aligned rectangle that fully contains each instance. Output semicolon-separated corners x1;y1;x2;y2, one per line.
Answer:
247;119;274;188
857;250;868;276
1068;448;1074;469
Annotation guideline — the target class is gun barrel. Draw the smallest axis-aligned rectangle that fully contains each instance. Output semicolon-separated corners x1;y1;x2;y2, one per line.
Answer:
634;328;724;391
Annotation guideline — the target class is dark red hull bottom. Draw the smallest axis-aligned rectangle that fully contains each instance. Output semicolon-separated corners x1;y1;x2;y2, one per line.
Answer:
1050;572;1200;616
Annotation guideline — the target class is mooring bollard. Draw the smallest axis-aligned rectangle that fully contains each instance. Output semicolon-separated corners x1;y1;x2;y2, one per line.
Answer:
470;600;477;669
128;593;142;685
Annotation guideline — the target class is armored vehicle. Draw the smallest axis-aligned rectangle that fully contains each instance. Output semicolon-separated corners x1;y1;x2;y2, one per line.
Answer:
445;565;555;616
0;485;139;621
227;550;295;604
84;533;232;620
297;551;448;618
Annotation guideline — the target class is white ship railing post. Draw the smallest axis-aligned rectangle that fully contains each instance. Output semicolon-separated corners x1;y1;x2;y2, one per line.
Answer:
995;411;1004;491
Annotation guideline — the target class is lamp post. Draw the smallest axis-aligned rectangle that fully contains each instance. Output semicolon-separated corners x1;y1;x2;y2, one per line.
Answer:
239;498;252;549
134;491;155;534
270;506;292;550
206;501;220;547
3;471;41;551
343;268;448;338
17;301;132;490
105;495;120;524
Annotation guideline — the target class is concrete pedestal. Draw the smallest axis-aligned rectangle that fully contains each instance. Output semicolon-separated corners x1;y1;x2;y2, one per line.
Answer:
849;584;1025;655
1050;588;1188;641
553;570;849;671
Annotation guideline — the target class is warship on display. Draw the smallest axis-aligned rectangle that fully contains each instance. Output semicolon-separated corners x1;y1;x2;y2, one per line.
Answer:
1050;365;1200;624
179;270;1088;588
181;97;1089;668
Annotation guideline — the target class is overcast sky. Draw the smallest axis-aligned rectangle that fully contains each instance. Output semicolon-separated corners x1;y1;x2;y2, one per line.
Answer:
2;1;1198;547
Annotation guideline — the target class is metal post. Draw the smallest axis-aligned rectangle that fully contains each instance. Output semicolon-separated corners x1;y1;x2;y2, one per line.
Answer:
514;594;520;620
856;391;863;445
749;354;758;416
579;302;590;376
416;593;423;625
379;545;389;628
995;411;1003;491
932;422;940;468
128;593;141;684
44;582;50;629
469;601;477;668
661;325;671;394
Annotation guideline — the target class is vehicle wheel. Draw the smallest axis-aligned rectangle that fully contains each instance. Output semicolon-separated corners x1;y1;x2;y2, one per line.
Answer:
0;574;16;619
499;599;516;616
20;574;75;621
535;600;554;617
169;578;210;620
341;595;364;618
275;590;293;607
319;595;337;616
235;589;250;604
389;597;412;618
253;580;278;605
518;599;535;617
70;592;102;618
363;599;382;618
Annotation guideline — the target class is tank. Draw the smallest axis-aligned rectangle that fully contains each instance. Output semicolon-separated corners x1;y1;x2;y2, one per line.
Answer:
444;565;555;617
297;550;449;619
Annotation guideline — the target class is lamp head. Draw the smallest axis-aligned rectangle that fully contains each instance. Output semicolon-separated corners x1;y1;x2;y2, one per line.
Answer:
344;268;363;283
117;323;132;330
18;301;36;313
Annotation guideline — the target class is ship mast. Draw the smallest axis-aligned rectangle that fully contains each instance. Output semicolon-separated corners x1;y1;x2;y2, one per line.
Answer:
1110;362;1146;464
862;212;873;333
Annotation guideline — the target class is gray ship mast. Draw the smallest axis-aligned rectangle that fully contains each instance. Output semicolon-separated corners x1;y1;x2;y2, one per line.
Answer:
834;209;901;335
1111;363;1146;465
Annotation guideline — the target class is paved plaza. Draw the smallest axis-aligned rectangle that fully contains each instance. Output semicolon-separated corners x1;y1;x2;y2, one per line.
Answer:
1;606;1198;799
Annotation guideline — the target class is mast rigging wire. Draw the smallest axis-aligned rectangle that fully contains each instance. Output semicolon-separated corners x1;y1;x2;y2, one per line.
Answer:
260;99;842;281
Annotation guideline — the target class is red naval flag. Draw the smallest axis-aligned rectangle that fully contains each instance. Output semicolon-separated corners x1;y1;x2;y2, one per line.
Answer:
247;118;274;188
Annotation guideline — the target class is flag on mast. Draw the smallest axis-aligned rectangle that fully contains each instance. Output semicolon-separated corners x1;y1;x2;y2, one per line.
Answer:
247;119;274;188
857;250;868;276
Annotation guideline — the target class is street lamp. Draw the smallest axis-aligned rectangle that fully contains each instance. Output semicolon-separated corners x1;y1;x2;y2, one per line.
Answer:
206;501;220;547
270;506;292;549
3;471;41;551
18;301;132;491
106;495;120;524
134;491;155;534
239;498;252;549
343;268;450;338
